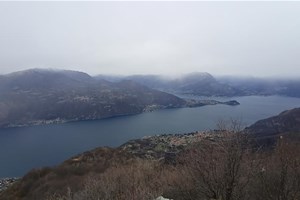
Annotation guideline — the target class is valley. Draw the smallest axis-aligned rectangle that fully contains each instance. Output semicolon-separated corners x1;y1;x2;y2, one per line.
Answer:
0;69;300;199
1;1;300;199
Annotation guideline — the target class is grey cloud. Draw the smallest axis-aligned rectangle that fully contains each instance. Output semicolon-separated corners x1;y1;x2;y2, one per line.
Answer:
0;1;299;77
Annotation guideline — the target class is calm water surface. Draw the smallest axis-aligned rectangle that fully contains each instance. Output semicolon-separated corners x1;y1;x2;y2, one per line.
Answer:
0;95;300;177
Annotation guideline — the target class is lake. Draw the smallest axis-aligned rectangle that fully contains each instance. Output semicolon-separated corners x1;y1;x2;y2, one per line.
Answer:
0;95;300;178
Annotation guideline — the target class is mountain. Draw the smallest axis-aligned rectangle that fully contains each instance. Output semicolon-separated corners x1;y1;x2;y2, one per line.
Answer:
0;69;186;128
96;73;300;98
96;72;241;96
172;72;241;96
246;107;300;137
217;76;300;97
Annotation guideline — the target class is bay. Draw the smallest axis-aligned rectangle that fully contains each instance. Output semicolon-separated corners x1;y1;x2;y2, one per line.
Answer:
0;95;300;178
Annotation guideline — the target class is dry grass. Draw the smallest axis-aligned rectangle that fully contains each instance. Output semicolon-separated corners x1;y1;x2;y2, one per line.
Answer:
1;133;300;200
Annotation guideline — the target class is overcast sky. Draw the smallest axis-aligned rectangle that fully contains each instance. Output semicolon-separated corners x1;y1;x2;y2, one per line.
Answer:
0;1;300;77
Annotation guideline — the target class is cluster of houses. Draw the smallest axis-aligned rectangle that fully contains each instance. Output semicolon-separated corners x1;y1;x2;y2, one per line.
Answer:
121;131;218;160
0;177;19;192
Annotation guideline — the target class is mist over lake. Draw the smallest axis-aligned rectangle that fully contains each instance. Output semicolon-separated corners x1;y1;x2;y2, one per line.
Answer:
0;95;299;178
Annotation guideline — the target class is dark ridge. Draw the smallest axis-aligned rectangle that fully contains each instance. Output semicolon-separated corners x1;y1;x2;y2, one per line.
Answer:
246;107;300;137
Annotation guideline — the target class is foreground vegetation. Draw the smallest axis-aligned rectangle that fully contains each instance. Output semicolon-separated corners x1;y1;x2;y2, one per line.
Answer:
1;127;299;200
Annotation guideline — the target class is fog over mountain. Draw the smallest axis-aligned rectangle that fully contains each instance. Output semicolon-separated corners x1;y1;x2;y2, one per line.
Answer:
0;1;300;77
0;69;184;128
96;72;300;97
0;69;243;128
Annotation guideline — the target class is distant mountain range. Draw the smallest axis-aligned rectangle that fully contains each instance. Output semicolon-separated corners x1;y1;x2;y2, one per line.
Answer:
96;72;241;96
96;72;300;97
0;69;185;128
1;68;298;128
218;76;300;97
0;69;239;128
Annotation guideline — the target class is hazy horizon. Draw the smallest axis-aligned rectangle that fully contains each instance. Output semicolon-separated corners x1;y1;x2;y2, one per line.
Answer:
2;67;300;81
1;1;300;78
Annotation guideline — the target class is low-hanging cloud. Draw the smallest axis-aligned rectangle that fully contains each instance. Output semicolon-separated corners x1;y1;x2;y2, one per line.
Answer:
0;1;299;77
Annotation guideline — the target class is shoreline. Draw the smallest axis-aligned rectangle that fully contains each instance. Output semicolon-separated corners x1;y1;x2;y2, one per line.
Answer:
0;131;215;192
0;99;239;129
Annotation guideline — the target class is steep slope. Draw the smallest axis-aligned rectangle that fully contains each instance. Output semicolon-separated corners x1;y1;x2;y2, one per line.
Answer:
246;107;300;136
0;69;185;128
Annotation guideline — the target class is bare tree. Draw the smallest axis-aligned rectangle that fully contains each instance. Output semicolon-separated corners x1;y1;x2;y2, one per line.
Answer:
173;121;255;200
71;159;165;200
254;136;300;200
